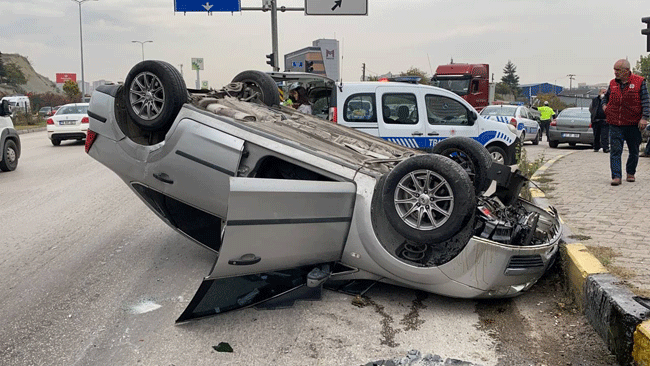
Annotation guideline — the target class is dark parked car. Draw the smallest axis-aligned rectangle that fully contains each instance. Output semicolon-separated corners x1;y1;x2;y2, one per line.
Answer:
548;107;592;148
85;60;562;322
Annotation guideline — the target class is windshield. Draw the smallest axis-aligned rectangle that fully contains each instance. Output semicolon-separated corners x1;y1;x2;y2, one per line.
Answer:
432;79;470;96
480;106;517;117
559;109;590;118
56;105;88;115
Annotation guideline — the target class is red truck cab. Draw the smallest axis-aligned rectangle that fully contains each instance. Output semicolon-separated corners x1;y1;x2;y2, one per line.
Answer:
431;64;493;111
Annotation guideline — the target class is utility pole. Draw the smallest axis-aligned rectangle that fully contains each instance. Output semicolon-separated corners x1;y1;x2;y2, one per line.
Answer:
362;63;366;81
241;0;304;72
567;74;575;90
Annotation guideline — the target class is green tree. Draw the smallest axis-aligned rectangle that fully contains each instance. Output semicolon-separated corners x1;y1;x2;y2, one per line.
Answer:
534;93;568;112
63;80;81;101
500;60;520;98
633;54;650;89
4;63;26;86
400;66;431;85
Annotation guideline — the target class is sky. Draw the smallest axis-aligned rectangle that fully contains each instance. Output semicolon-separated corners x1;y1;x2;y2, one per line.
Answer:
1;0;649;91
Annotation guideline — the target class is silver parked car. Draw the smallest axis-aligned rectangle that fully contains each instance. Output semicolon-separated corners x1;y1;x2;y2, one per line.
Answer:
85;61;562;322
548;107;592;148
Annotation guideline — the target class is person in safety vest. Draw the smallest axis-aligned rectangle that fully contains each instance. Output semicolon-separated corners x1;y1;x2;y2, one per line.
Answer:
537;101;555;142
602;59;650;186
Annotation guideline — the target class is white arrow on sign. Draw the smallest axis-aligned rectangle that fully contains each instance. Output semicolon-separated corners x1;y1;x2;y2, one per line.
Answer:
202;2;213;11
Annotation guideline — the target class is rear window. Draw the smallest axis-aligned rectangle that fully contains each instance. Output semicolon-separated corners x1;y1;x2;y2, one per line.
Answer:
480;106;517;117
57;105;89;115
344;93;377;122
559;109;590;118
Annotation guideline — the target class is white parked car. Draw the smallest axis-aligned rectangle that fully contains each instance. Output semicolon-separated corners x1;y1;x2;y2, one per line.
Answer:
480;105;541;145
46;103;90;146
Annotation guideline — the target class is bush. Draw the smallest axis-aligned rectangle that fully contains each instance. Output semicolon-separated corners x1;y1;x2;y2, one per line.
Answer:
13;111;38;126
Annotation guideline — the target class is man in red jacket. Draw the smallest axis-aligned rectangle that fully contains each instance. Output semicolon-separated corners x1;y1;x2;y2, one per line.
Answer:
602;59;650;186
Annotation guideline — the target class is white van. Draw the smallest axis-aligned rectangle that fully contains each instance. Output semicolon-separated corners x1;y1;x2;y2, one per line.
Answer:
268;73;520;165
0;96;31;115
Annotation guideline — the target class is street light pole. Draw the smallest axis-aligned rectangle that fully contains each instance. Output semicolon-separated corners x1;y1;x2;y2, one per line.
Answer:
71;0;96;98
132;40;153;61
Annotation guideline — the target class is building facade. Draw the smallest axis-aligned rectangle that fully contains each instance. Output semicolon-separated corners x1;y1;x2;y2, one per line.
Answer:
284;39;340;81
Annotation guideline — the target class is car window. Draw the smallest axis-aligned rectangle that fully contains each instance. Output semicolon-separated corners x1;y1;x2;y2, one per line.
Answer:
480;106;517;117
382;93;418;125
57;105;89;115
519;107;529;119
559;109;590;118
425;94;472;126
344;93;377;122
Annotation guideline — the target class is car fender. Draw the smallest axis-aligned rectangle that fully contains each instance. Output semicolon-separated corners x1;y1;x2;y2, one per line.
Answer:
1;127;21;159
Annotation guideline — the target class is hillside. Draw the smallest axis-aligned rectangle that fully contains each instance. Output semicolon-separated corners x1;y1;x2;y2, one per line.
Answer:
0;53;61;95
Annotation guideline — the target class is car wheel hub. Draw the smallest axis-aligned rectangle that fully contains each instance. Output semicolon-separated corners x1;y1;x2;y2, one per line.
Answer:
6;147;15;162
129;71;165;121
394;169;454;231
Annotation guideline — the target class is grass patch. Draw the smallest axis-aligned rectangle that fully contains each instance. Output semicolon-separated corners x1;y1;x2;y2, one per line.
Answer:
14;121;46;130
518;148;546;200
531;176;553;184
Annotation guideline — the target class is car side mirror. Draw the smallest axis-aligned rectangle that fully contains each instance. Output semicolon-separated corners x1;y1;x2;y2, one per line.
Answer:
469;111;477;122
0;100;10;117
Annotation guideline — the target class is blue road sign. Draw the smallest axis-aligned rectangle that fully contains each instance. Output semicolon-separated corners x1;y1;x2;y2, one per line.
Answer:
174;0;240;12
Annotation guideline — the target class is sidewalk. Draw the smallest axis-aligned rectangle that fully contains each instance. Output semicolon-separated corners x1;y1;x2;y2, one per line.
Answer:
529;146;650;365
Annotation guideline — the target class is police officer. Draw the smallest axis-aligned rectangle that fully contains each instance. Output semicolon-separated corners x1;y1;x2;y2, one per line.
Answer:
537;101;555;142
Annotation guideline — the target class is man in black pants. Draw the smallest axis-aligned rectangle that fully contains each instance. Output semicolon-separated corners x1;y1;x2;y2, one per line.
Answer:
590;88;609;152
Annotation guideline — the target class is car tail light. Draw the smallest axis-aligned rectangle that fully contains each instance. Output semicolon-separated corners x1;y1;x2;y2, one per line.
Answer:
550;120;557;126
85;130;97;154
81;116;89;123
329;107;337;123
510;118;517;127
46;118;54;125
589;123;592;129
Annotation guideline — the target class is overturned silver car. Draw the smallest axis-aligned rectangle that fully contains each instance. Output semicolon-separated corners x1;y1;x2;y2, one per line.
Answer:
85;61;562;322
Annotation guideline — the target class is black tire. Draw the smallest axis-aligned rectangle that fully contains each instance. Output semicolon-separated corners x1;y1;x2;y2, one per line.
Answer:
381;154;475;243
231;70;280;107
431;136;492;194
487;145;507;164
532;130;540;145
0;140;18;171
51;139;61;146
124;60;188;132
549;140;559;148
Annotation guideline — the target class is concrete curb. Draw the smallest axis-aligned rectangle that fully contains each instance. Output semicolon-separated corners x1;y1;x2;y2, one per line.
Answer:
528;153;650;366
16;126;46;134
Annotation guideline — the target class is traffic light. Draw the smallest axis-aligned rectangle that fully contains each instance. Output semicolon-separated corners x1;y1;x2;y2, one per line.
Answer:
266;53;275;68
305;61;314;73
641;17;650;52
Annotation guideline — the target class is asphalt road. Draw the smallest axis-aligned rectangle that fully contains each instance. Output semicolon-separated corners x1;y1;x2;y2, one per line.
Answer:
0;131;613;366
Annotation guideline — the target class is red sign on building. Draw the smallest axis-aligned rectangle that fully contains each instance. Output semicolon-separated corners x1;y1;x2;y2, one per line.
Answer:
56;73;77;83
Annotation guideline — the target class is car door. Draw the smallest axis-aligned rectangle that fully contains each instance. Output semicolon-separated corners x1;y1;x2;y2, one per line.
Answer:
177;177;356;322
377;87;426;149
146;118;245;219
518;107;539;139
423;92;479;147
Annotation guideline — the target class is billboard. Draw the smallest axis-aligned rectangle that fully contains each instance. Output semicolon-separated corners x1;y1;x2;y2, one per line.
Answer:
56;73;77;83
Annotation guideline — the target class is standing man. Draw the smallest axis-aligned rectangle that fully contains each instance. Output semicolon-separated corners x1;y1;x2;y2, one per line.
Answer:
589;88;609;153
602;59;650;186
537;101;555;142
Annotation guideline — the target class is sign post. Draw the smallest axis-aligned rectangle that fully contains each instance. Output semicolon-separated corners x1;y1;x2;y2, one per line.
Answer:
191;58;204;89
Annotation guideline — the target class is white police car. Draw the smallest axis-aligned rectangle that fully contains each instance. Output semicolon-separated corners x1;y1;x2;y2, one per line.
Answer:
480;105;541;145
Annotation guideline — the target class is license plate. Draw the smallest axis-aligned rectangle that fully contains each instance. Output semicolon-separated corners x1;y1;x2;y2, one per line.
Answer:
59;121;76;125
562;133;579;138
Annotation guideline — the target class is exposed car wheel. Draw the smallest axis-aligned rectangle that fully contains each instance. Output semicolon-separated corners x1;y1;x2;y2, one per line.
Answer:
0;140;18;171
51;139;61;146
549;140;559;148
124;60;188;132
532;131;540;145
381;154;475;243
231;70;280;107
487;145;507;164
431;136;492;194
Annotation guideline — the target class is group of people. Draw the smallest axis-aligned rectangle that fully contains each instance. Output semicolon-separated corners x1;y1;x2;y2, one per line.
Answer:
590;59;650;186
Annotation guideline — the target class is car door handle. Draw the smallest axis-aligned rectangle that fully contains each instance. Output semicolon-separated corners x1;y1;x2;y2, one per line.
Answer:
153;172;174;184
228;253;262;266
427;132;440;136
411;132;423;136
